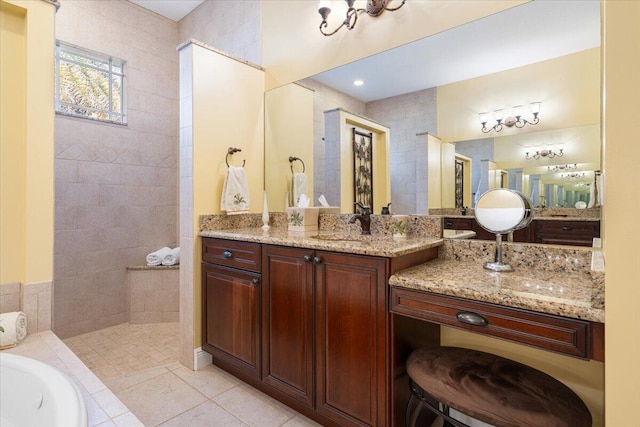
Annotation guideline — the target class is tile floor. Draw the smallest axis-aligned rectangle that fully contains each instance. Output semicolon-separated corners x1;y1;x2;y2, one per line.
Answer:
64;322;322;427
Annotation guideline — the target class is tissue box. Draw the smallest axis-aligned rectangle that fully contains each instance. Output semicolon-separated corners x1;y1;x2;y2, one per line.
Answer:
318;206;340;214
286;207;319;232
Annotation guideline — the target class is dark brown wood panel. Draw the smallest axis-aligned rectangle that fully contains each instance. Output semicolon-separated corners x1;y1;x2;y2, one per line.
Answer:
202;262;261;378
443;217;474;230
202;237;262;272
315;251;387;427
262;245;315;407
390;287;591;359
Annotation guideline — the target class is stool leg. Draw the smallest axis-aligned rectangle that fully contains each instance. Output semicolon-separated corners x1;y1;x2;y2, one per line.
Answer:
406;393;421;427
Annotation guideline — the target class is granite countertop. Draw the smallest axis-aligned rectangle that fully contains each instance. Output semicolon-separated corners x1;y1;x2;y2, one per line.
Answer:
443;229;476;239
389;259;604;323
200;227;443;257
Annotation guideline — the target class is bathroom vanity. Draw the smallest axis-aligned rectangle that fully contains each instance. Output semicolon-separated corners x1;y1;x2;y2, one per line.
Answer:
200;224;604;427
443;216;601;246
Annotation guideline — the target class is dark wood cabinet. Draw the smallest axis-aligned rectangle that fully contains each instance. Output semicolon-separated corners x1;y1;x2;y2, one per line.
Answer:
262;245;315;408
315;251;387;427
444;217;599;246
534;220;600;246
202;239;262;379
203;237;437;427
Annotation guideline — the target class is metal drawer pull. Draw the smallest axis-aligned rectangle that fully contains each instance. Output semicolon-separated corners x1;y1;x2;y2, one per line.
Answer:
252;278;259;285
456;311;489;327
445;221;453;227
223;250;233;259
561;226;572;231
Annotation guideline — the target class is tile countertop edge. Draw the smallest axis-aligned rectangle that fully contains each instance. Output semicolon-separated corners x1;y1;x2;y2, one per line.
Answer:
199;228;444;258
389;260;605;323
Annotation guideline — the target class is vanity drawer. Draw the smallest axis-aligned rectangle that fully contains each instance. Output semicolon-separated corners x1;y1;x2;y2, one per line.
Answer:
390;288;590;359
202;238;262;273
443;217;474;230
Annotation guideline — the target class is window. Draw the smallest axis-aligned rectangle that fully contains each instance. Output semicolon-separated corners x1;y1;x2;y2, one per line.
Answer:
55;41;126;124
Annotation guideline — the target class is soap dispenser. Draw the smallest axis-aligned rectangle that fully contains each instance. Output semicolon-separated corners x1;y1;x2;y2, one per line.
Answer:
461;206;467;216
381;203;392;215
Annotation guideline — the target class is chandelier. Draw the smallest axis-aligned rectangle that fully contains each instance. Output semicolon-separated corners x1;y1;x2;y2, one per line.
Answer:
318;0;406;36
525;149;563;160
561;172;586;179
480;102;541;133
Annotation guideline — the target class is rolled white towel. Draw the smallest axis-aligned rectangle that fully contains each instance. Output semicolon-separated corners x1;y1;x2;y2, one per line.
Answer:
146;247;172;266
162;247;180;266
0;311;27;350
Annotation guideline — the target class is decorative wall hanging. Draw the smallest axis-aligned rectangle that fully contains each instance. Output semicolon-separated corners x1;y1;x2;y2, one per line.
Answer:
353;128;373;212
455;159;464;208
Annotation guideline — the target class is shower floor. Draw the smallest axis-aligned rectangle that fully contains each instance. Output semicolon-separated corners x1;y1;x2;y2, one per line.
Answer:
65;322;319;427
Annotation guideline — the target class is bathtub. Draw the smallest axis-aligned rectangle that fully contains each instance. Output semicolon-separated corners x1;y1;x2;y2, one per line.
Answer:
0;353;87;427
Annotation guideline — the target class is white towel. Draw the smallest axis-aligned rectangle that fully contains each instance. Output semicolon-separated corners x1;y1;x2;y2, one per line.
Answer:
162;247;180;266
292;172;308;206
597;173;604;206
221;166;250;214
0;311;27;350
146;247;172;266
587;182;596;208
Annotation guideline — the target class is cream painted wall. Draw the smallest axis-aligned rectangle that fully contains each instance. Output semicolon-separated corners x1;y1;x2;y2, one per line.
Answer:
261;0;528;90
602;1;640;424
0;1;26;285
437;48;601;144
0;0;55;286
189;45;265;348
264;83;314;212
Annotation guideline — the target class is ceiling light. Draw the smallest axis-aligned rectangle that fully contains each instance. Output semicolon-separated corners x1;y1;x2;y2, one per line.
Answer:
353;80;364;86
318;0;406;37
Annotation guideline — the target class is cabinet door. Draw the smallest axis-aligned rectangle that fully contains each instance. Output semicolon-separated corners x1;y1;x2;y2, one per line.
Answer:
315;251;387;427
202;263;261;378
262;245;315;407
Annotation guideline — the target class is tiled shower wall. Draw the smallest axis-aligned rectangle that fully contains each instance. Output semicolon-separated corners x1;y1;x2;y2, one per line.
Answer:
178;0;261;65
53;0;179;338
366;88;437;214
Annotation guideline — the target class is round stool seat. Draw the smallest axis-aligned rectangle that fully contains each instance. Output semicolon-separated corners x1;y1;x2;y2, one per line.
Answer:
406;347;592;427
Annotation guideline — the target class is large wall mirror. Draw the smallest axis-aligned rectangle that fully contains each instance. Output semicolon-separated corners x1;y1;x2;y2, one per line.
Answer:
264;1;601;245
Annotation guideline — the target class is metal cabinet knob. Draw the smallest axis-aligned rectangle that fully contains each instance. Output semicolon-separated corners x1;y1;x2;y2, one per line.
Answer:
313;257;322;265
223;250;233;259
252;278;259;285
303;255;312;262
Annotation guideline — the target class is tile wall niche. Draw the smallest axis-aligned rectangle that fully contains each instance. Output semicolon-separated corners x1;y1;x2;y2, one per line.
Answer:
53;0;179;338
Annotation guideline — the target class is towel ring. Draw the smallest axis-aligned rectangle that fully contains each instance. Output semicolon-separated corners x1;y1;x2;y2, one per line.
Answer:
226;147;245;168
289;156;305;174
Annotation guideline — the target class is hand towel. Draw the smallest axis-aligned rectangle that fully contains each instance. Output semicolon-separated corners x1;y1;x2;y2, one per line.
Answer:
587;182;596;208
596;173;604;206
146;247;172;266
292;172;309;207
221;166;250;214
0;311;27;350
162;247;180;266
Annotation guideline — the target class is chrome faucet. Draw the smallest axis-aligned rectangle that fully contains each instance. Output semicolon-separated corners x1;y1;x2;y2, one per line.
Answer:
349;202;371;235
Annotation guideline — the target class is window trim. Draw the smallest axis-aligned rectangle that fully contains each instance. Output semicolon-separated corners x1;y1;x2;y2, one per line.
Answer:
55;41;127;125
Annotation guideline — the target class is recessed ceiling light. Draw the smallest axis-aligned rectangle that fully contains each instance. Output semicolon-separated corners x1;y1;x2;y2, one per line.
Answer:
353;80;364;86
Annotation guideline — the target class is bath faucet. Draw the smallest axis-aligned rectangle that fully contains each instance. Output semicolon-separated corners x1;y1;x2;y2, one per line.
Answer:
349;202;372;235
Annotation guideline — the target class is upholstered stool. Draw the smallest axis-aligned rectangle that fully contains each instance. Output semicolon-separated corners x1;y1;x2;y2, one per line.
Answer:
406;347;592;427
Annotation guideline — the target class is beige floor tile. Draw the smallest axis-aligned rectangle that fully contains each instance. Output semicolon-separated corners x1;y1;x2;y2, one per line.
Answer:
93;388;130;418
213;384;297;427
112;411;146;427
281;415;324;427
116;371;207;426
104;366;171;393
172;365;240;399
159;401;248;427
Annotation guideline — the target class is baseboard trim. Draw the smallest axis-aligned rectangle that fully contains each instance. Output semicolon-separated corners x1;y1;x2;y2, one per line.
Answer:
193;347;212;370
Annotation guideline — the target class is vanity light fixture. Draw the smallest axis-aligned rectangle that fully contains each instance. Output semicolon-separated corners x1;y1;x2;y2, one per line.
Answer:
548;164;577;172
479;102;541;133
318;0;406;37
561;172;586;179
525;148;563;160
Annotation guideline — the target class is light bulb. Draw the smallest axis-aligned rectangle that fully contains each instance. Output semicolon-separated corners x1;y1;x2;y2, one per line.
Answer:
512;105;524;117
479;112;489;124
494;109;504;121
530;102;541;114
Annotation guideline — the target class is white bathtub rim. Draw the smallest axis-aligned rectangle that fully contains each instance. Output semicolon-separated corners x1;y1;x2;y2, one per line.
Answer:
0;352;88;427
